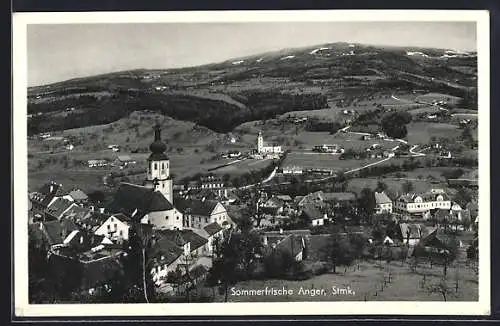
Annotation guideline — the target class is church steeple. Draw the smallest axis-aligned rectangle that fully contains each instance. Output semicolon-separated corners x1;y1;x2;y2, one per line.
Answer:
148;123;168;160
145;123;173;203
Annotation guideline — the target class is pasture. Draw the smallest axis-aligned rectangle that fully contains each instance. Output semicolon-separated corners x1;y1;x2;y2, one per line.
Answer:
292;131;397;151
415;93;462;105
347;177;447;195
211;158;273;176
220;260;478;302
283;152;381;172
406;122;462;145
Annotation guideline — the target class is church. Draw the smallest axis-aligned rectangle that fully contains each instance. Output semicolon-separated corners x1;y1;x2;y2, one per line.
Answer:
110;124;184;230
110;123;233;232
256;131;282;154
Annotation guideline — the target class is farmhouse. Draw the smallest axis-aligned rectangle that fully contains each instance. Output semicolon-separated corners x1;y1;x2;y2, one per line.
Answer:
312;144;343;153
300;205;327;227
114;155;136;167
88;159;108;168
46;197;78;221
175;198;232;230
399;223;426;246
257;131;282;154
63;189;89;205
275;234;307;262
374;191;393;214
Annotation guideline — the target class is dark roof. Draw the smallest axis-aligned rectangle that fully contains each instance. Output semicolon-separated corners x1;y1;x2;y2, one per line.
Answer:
277;234;306;258
175;198;220;216
185;189;219;201
111;213;133;223
151;237;184;267
301;205;324;220
37;218;79;245
203;222;223;236
110;183;173;217
155;229;187;246
420;228;459;250
322;192;356;202
148;152;170;161
31;182;65;207
47;198;74;219
180;230;208;251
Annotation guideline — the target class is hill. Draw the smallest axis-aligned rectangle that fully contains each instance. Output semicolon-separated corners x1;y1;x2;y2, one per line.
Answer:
27;43;477;136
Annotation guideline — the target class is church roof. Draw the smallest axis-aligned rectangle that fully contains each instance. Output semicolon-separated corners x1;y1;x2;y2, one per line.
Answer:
175;198;220;216
110;183;173;218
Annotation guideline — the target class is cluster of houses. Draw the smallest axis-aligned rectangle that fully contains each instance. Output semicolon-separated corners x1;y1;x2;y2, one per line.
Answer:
29;125;235;295
87;155;136;169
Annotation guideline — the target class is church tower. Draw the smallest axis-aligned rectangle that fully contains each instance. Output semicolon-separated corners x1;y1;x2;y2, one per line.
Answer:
145;124;173;203
257;131;263;154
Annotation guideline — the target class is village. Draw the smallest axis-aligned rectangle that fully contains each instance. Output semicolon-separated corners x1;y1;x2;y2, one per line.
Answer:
28;122;479;303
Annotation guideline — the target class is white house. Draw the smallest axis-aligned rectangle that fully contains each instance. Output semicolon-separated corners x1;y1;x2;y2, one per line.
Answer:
94;213;132;242
394;191;451;216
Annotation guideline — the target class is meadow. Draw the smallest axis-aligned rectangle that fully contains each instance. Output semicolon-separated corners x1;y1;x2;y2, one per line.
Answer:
217;260;477;302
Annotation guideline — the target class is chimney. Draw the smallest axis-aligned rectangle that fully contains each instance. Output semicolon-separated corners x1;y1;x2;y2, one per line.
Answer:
99;207;105;214
39;221;43;230
50;185;54;193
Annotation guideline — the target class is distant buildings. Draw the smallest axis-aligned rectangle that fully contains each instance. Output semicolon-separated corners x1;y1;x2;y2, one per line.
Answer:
257;131;282;155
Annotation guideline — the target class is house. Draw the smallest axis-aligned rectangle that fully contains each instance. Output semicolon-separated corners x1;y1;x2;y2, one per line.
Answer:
394;191;451;216
114;155;136;167
312;144;343;153
192;222;224;256
28;218;79;251
261;196;286;215
361;135;371;141
383;236;395;245
149;236;185;286
418;227;462;255
300;205;327;227
175;198;232;230
298;191;356;209
46;197;78;221
94;213;132;242
439;151;452;159
88;159;108;168
282;166;303;175
374;191;393;214
275;234;307;262
63;189;89;205
29;181;65;216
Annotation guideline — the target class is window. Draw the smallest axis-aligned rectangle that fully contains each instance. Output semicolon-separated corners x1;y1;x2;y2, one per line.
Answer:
165;216;169;220
176;216;179;220
110;217;114;222
114;223;117;229
154;163;157;170
205;217;208;223
119;230;123;236
107;224;110;230
161;163;164;170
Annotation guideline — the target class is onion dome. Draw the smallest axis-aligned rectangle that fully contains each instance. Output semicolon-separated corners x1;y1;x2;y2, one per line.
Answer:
148;124;169;161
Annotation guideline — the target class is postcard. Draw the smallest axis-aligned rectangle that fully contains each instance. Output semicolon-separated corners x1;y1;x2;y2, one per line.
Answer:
12;9;490;317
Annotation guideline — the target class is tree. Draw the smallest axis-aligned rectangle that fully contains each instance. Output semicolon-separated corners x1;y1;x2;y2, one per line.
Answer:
401;180;414;194
427;278;454;302
381;112;412;139
357;187;375;224
453;187;473;209
375;181;388;193
321;234;355;273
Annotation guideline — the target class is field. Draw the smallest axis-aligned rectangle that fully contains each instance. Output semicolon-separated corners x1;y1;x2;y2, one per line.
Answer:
406;122;462;145
415;93;462;105
283;152;382;172
293;131;397;151
211;158;273;175
218;260;478;302
347;176;449;196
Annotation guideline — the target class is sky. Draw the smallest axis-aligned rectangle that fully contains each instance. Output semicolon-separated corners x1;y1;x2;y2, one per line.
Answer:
27;21;477;87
